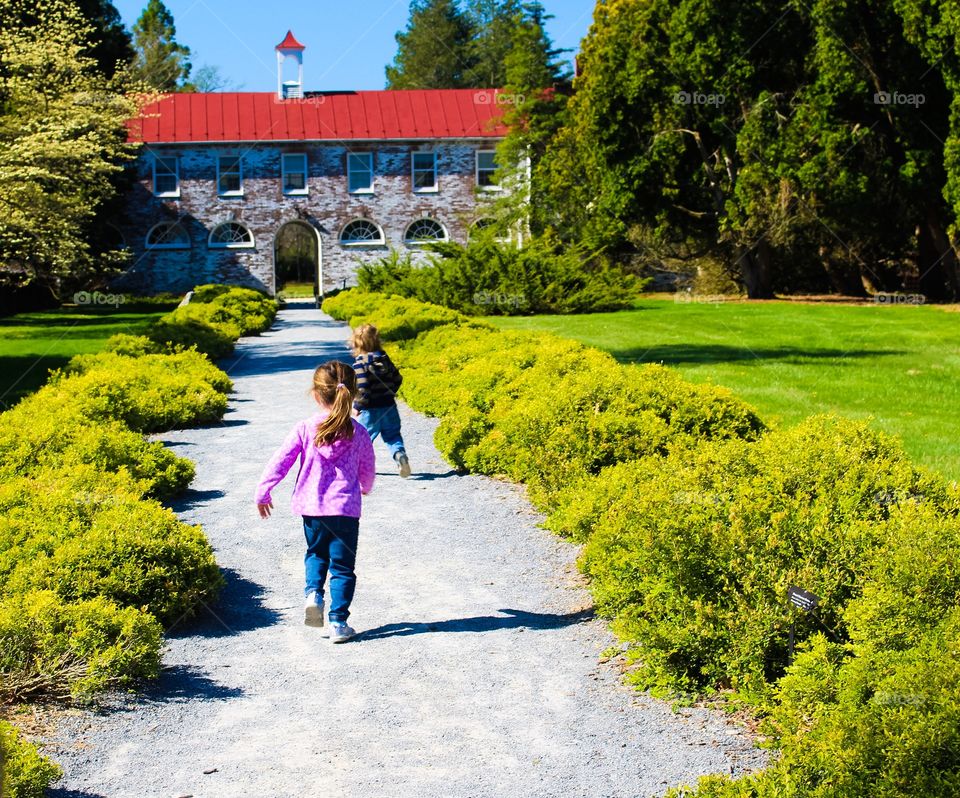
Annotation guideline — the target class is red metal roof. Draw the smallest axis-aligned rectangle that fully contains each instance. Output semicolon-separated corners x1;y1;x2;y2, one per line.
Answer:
276;30;305;51
129;90;509;143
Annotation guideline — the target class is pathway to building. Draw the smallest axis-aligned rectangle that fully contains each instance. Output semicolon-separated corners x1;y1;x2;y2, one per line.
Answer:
45;301;765;798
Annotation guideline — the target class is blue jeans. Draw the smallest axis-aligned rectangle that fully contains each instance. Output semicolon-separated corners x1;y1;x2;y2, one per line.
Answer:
357;403;406;460
302;516;359;623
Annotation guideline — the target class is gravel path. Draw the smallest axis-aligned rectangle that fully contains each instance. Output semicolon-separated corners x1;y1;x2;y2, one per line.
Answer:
43;301;765;798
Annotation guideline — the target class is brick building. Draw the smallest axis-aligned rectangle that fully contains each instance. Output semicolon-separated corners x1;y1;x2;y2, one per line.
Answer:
116;31;509;297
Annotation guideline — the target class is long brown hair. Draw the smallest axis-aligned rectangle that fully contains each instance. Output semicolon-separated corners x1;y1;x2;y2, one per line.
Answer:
348;324;382;356
312;361;357;446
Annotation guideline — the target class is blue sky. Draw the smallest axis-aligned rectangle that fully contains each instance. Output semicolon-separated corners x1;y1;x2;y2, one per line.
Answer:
112;0;595;91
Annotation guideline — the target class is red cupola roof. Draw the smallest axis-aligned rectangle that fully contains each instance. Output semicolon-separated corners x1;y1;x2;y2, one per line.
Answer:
275;30;305;51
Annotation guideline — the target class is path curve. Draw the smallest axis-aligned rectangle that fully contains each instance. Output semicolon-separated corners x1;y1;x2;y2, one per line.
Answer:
45;301;764;798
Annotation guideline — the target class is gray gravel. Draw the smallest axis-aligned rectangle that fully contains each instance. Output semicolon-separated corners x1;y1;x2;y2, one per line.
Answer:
42;301;765;798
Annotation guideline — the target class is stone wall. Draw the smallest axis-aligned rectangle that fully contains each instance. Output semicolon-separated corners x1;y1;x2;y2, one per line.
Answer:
114;140;502;295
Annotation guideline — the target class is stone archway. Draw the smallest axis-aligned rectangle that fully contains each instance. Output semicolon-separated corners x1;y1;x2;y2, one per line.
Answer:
273;220;322;301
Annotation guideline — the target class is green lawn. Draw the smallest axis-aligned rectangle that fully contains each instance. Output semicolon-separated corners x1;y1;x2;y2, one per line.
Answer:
0;302;176;409
490;299;960;480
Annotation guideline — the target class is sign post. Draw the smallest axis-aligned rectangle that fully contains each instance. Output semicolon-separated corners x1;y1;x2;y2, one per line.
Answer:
786;585;820;665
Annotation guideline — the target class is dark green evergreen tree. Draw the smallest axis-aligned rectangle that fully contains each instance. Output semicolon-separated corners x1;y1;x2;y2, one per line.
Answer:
385;0;475;89
129;0;192;91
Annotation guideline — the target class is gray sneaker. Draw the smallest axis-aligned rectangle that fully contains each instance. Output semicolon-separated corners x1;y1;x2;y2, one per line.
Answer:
304;592;324;628
329;622;356;643
396;452;412;479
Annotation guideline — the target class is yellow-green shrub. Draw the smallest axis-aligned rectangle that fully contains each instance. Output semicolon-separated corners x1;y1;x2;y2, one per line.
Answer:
393;322;763;500
0;720;61;798
574;416;951;698
673;504;960;798
0;592;162;701
53;350;231;432
143;285;277;358
323;290;467;341
0;404;194;499
0;469;222;625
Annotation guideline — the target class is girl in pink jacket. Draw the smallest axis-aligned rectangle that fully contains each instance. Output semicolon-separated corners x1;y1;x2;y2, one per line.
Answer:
256;360;375;643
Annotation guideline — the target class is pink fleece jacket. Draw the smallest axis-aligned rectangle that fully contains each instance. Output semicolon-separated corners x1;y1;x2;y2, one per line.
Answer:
255;414;376;517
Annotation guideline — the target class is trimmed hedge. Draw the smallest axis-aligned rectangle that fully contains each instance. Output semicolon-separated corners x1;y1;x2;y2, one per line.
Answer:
390;320;763;503
0;284;274;792
106;283;279;360
322;290;467;341
325;289;960;797
0;720;62;798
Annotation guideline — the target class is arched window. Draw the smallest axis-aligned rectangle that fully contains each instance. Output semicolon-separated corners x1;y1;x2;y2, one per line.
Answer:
146;221;190;250
340;219;385;246
404;218;447;247
208;221;254;249
469;217;509;243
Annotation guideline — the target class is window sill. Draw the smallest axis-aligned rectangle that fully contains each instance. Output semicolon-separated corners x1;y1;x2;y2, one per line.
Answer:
283;190;309;197
340;241;386;248
147;244;191;251
208;243;255;250
413;187;439;194
348;189;375;196
154;191;181;199
218;192;245;199
478;185;502;192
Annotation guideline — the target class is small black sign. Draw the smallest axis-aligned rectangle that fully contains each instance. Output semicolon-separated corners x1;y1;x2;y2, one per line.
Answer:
787;586;820;612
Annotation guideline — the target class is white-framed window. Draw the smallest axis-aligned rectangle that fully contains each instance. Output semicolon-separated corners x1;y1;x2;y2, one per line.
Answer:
152;154;179;197
146;221;190;249
476;150;500;190
282;153;308;196
469;217;510;244
347;152;373;193
411;151;437;192
217;155;243;196
339;219;385;246
208;221;254;248
404;218;447;247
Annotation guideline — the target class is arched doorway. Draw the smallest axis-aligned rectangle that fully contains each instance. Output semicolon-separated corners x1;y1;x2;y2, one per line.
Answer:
273;220;322;302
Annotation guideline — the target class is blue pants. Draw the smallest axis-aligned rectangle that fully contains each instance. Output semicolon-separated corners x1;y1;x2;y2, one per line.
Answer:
302;516;359;623
357;403;406;460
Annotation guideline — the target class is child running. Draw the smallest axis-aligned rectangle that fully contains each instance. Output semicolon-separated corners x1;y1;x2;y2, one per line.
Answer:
255;360;375;643
349;324;412;478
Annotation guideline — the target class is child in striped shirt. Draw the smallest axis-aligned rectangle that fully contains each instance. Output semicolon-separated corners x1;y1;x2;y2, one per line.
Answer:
349;324;412;478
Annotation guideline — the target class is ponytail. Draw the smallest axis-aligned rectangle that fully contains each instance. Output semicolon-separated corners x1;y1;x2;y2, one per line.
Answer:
311;361;357;446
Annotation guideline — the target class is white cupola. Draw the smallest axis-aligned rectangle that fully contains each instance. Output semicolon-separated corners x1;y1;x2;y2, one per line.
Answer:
276;30;305;100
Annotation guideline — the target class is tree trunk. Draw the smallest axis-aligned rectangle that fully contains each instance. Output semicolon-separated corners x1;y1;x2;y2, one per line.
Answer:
738;240;774;298
917;209;960;302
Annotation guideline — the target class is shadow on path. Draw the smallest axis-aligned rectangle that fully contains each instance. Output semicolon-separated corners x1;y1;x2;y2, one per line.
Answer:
357;608;593;641
222;339;351;378
167;568;281;639
409;469;461;481
170;488;226;512
47;790;109;798
144;664;245;704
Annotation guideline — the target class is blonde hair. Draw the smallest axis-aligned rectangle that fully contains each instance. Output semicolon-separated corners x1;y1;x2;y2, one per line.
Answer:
311;361;357;446
349;324;383;355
